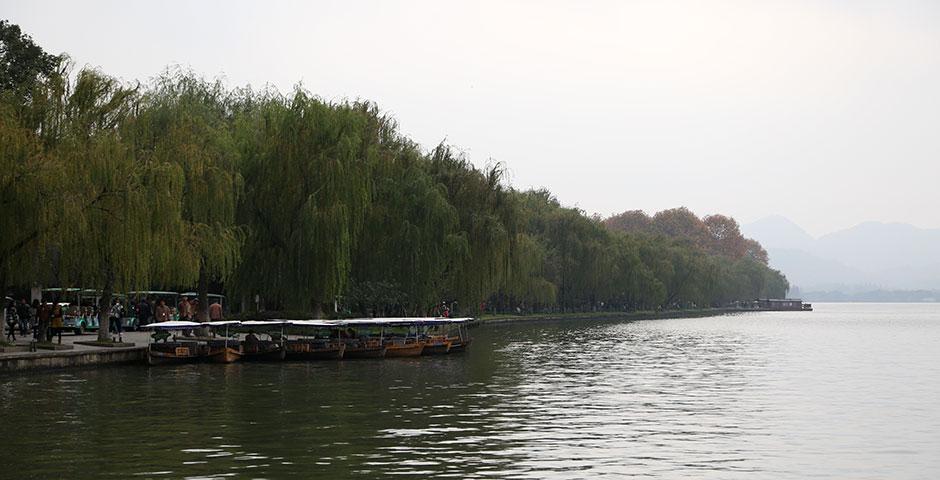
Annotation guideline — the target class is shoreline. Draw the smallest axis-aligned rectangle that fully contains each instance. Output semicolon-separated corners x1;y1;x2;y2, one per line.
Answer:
470;307;745;327
1;308;743;374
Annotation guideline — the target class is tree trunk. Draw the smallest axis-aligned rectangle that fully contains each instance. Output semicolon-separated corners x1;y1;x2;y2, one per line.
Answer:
97;270;114;342
197;265;209;322
196;266;210;336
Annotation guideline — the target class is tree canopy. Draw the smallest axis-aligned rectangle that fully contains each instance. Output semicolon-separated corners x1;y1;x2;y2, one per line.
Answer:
0;21;788;320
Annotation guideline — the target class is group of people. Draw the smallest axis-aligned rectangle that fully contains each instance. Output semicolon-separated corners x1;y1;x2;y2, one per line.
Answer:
4;298;64;343
4;295;225;344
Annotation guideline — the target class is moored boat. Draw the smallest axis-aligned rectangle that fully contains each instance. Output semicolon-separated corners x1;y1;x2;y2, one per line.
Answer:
285;338;346;360
206;346;242;363
206;339;243;363
148;340;205;365
343;338;387;358
421;335;451;355
447;319;473;352
144;317;473;365
447;336;472;352
144;320;206;365
203;320;244;363
242;339;286;361
384;338;425;357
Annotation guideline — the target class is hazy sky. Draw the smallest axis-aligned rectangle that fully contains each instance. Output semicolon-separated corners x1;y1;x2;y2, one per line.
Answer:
4;0;939;236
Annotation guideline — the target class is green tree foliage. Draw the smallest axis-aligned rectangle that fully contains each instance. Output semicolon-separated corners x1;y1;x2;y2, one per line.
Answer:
0;20;64;290
0;97;63;288
0;20;61;105
132;71;243;319
348;136;461;316
1;21;790;320
49;68;186;340
229;91;375;313
425;146;517;313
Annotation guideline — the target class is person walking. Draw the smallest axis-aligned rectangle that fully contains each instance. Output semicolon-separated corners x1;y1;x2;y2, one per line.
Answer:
109;299;124;342
5;299;17;342
29;299;39;338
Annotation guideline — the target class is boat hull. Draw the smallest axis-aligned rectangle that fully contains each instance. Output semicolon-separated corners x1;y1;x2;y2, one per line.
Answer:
242;340;286;361
384;342;425;357
147;343;203;366
242;348;286;361
287;347;346;360
285;340;346;360
206;346;242;364
421;335;452;355
447;337;471;352
148;349;201;366
344;345;387;358
421;342;451;355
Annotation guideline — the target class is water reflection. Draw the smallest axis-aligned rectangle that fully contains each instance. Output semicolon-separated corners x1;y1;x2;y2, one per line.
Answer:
3;304;940;478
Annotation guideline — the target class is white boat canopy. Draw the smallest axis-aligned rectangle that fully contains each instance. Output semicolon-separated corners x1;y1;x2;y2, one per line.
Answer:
141;317;473;330
328;317;473;327
142;320;201;329
204;320;241;327
240;320;291;327
287;319;337;328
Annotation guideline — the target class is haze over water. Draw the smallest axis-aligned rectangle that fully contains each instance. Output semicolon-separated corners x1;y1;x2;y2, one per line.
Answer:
3;303;939;478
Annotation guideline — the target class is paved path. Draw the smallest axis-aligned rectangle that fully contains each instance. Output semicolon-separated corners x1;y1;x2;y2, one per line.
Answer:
1;330;151;360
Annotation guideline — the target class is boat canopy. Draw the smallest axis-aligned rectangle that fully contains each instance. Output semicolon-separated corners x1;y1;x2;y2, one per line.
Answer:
204;320;241;327
329;317;472;327
287;319;337;328
142;317;472;330
143;320;201;329
240;320;291;327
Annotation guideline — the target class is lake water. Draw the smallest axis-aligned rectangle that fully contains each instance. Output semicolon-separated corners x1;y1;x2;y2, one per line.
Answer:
2;303;939;479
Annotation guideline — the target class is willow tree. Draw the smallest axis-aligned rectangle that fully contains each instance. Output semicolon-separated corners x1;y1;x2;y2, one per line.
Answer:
231;91;375;313
349;139;461;316
0;22;64;292
0;98;60;289
427;145;517;313
50;68;185;341
497;232;556;313
132;72;242;319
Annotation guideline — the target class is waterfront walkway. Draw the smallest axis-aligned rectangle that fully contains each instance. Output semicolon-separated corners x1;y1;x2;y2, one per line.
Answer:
0;331;150;373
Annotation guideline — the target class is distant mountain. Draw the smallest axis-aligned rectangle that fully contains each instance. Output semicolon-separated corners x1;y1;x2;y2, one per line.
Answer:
815;222;940;273
763;248;867;290
742;216;940;296
799;289;940;303
742;215;815;250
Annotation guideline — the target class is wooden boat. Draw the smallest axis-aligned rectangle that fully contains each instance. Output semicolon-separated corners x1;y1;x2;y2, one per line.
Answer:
205;339;242;363
421;335;452;355
285;339;345;360
148;341;204;365
242;339;286;361
343;338;387;358
145;321;206;365
447;336;472;352
384;338;425;357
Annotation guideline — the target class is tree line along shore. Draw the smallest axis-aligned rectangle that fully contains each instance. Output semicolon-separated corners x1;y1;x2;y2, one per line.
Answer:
0;21;788;342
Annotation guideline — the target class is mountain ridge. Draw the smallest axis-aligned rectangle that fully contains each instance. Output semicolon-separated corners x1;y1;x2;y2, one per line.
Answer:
742;216;940;295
